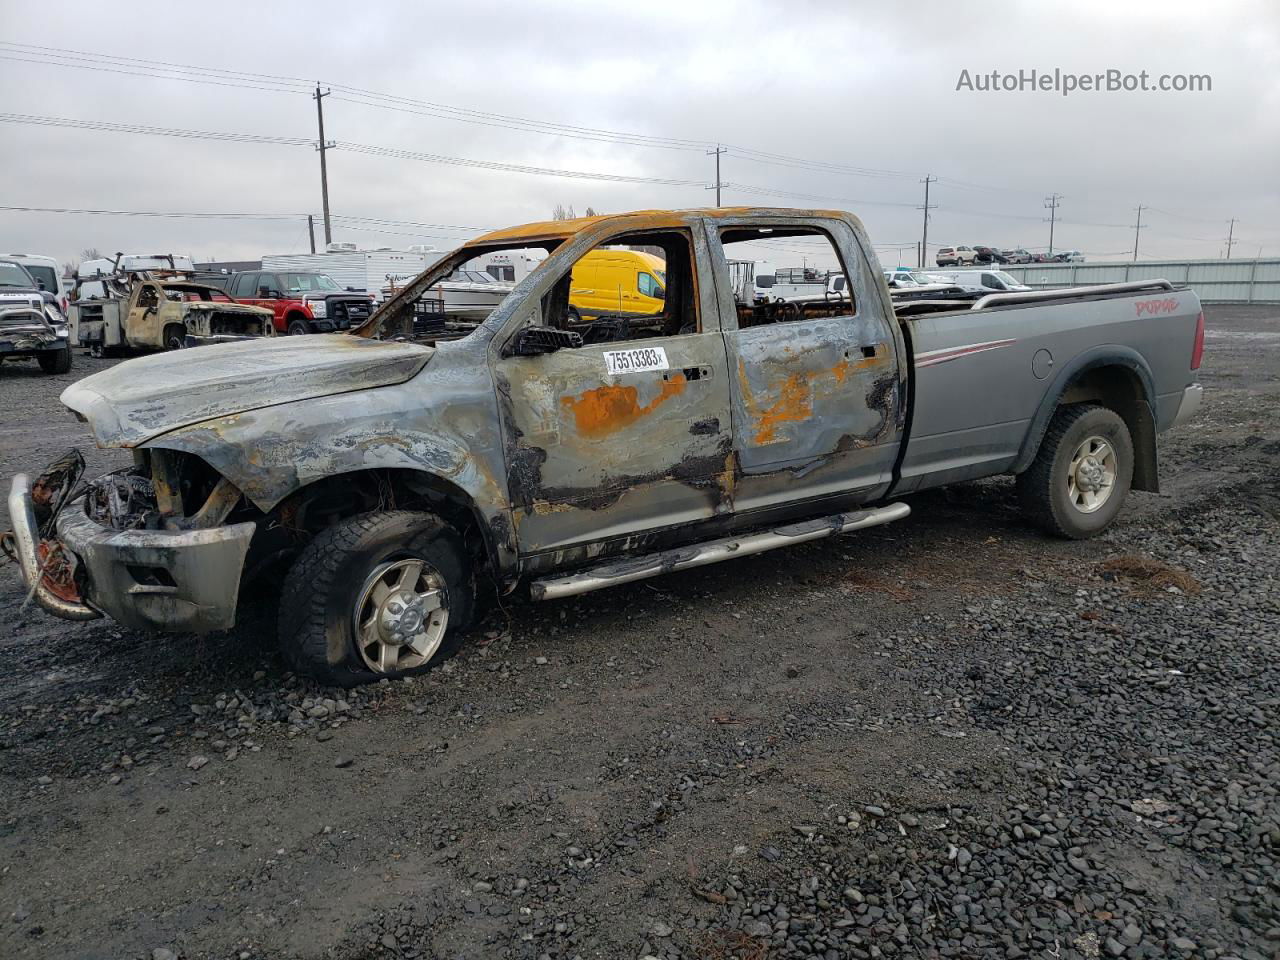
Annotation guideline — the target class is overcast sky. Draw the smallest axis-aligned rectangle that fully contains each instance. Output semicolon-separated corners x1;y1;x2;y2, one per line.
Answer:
2;0;1277;269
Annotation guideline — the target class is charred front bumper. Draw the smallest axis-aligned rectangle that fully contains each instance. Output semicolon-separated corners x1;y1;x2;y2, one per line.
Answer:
7;473;255;632
0;305;70;357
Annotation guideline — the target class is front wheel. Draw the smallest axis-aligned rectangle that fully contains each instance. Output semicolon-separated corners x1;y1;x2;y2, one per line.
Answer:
37;347;72;374
1017;404;1134;539
163;323;187;351
287;318;311;336
277;511;474;686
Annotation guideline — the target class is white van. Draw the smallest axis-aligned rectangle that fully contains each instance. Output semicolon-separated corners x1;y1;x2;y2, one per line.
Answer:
8;253;69;312
930;269;1031;294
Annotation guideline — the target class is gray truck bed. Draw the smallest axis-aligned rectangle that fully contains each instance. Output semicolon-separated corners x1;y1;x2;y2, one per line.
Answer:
898;280;1202;492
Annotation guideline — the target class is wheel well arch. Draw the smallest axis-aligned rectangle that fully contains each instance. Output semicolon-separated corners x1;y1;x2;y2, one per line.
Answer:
283;309;311;328
1014;348;1159;492
256;467;506;586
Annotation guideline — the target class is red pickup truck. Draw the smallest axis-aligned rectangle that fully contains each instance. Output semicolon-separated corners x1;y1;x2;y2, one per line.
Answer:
222;269;375;335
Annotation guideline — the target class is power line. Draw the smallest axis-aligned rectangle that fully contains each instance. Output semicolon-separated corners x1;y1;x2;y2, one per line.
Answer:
6;37;1261;232
0;205;489;239
722;182;919;209
0;204;310;221
0;51;311;96
335;142;706;186
0;111;709;189
0;40;316;89
0;40;1005;191
0;111;312;145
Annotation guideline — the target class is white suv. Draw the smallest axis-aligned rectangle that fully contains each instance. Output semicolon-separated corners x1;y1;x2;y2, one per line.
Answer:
936;246;978;267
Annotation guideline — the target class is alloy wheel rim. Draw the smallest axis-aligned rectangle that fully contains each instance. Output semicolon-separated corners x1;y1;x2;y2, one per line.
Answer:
1067;435;1117;514
352;559;449;674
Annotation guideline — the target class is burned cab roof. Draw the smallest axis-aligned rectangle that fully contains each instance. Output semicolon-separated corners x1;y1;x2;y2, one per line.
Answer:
463;206;855;248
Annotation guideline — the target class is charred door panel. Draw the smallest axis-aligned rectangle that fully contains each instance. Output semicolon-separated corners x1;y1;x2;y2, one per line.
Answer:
496;331;733;558
707;216;906;514
127;284;165;348
725;316;900;510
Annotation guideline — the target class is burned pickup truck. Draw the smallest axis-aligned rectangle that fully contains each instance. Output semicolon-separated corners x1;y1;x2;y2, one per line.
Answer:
71;255;275;354
6;208;1205;686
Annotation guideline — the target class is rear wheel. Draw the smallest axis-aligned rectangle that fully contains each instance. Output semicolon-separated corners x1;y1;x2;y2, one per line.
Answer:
37;347;72;374
277;511;474;686
163;323;187;351
1017;404;1133;539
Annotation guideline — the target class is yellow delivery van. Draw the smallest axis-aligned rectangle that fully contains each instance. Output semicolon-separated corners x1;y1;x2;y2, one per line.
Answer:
569;249;666;318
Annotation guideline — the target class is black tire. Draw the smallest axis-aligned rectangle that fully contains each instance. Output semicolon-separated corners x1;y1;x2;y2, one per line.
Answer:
287;318;311;336
163;323;186;350
277;511;474;687
566;306;582;325
1017;404;1134;539
37;347;72;374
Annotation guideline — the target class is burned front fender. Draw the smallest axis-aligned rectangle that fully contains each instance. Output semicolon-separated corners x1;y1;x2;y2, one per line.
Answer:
144;338;515;561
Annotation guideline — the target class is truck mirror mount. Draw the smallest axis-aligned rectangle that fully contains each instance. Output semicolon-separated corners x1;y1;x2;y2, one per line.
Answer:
512;325;583;357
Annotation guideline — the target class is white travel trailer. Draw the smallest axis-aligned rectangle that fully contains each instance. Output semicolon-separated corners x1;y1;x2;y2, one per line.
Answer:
466;249;546;283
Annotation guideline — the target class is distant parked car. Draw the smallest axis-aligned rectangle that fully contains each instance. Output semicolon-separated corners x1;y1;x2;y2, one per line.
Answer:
1001;248;1033;264
1055;250;1086;263
936;245;977;267
1030;252;1056;263
930;269;1032;294
883;270;919;288
973;245;1006;264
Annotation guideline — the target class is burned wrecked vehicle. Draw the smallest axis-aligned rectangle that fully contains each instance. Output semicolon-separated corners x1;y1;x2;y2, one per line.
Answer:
71;256;274;354
6;208;1206;686
0;294;73;374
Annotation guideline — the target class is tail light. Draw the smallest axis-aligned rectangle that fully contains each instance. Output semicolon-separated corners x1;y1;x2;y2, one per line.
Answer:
1190;310;1204;370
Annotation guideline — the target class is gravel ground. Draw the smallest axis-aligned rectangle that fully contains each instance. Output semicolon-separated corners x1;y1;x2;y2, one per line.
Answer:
0;305;1276;960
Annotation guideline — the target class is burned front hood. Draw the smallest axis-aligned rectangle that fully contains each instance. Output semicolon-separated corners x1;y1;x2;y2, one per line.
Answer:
61;334;434;447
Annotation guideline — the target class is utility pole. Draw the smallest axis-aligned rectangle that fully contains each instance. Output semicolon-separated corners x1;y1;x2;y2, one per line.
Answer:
314;85;334;246
706;145;726;207
307;214;316;254
1132;205;1145;261
1044;193;1062;256
1225;218;1238;259
918;175;936;268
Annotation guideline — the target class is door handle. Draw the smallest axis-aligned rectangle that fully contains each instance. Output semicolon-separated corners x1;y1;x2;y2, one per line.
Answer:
844;344;881;360
675;366;713;382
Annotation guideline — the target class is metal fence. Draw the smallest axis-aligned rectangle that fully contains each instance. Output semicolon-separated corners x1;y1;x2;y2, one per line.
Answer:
1002;258;1280;303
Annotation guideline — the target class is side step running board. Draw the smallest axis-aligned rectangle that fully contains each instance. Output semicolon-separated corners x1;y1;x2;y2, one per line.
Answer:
530;502;911;601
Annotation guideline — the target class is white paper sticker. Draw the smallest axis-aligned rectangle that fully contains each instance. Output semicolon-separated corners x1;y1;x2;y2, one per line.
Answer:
603;346;669;376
